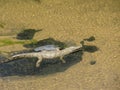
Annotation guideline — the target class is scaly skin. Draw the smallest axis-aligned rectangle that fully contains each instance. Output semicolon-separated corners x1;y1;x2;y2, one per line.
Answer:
7;44;83;67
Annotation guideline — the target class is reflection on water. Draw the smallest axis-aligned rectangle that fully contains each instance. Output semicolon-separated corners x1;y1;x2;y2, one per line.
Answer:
24;37;67;49
0;37;98;77
0;51;83;77
83;45;99;53
16;29;42;40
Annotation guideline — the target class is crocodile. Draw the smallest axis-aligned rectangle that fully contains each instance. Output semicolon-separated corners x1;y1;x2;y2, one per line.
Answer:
10;44;83;67
34;45;60;52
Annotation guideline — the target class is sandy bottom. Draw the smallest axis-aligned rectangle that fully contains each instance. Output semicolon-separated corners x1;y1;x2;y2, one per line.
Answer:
0;0;120;90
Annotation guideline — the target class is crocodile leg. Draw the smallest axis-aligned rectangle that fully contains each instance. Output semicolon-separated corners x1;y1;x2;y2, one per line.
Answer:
36;56;42;67
60;56;66;63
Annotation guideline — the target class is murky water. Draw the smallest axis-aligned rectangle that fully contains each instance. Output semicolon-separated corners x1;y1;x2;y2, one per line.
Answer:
0;0;120;90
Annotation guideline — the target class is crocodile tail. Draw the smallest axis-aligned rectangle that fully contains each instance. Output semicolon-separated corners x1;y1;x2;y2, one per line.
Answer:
0;52;39;64
12;52;39;59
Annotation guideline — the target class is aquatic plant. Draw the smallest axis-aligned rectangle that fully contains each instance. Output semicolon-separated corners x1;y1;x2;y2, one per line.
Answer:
0;39;37;47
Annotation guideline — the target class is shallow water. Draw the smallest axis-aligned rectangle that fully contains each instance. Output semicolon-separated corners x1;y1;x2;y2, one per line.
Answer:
0;0;120;90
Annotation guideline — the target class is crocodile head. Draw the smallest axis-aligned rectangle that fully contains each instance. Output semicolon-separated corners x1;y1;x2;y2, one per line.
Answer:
65;44;83;53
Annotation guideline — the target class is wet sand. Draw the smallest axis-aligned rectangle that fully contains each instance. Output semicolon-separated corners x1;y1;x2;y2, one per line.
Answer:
0;0;120;90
